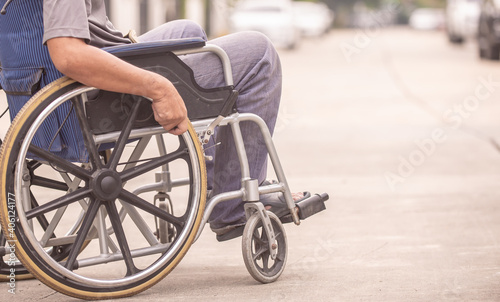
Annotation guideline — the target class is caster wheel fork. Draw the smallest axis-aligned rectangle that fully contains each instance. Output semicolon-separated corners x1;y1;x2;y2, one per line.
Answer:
242;203;287;284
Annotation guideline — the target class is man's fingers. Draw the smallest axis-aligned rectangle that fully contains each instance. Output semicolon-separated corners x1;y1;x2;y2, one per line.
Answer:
158;118;188;135
168;119;189;135
168;127;183;135
152;109;187;134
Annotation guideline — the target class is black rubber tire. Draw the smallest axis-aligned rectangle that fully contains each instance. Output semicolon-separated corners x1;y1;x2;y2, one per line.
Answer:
0;77;206;299
0;230;33;281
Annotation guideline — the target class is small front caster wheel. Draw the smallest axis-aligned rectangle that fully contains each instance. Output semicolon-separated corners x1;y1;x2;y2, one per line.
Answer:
242;211;287;283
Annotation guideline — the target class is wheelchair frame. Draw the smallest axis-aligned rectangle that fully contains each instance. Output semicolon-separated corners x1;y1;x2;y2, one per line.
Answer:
0;39;328;299
108;42;300;228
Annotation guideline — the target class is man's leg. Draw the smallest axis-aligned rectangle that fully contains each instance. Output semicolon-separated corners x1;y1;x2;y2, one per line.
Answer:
182;31;282;230
140;21;282;230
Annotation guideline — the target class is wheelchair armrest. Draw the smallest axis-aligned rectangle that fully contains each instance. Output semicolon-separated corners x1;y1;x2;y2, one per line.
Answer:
85;38;237;135
102;38;206;58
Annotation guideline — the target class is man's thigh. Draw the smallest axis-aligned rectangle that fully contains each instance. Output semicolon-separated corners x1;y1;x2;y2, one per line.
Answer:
138;20;207;43
183;31;275;92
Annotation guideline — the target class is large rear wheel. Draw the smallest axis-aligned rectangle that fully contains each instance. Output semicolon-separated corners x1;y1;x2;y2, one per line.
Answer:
0;77;206;299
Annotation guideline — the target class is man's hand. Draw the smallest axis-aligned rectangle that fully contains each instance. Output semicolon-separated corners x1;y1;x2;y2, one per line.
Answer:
150;78;189;135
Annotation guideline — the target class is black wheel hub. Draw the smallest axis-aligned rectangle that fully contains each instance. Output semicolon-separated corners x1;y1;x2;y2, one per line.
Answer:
91;169;122;201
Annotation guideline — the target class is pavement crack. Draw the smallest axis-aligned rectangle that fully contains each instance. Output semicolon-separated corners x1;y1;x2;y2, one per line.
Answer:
379;42;500;153
380;45;443;121
40;291;59;300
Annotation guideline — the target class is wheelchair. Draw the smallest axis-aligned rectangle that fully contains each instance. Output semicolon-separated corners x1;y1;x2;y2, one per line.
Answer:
0;15;328;302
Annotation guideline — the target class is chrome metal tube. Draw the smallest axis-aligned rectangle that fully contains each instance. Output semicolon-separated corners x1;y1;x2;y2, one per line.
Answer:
174;44;234;86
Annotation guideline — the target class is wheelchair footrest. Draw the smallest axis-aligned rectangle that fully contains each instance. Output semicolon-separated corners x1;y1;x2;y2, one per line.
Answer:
280;193;329;223
297;193;328;220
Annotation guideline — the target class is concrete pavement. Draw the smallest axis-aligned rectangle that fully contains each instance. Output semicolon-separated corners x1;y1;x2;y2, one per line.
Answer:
2;27;500;301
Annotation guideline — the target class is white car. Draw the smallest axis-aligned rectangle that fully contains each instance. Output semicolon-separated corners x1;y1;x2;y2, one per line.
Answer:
292;1;334;37
446;0;481;43
229;0;299;49
409;8;446;30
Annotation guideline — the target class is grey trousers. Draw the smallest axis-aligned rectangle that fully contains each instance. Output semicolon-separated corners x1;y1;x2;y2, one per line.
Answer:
139;20;282;229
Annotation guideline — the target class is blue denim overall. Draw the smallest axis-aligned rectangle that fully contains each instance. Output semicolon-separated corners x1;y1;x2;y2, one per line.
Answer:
0;0;87;162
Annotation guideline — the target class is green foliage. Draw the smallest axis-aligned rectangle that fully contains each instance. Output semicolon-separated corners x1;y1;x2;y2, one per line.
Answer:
413;0;446;8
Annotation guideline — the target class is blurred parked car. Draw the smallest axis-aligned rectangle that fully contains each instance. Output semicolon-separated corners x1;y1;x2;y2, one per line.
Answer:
409;8;446;30
478;0;500;60
446;0;481;43
229;0;299;49
292;1;334;37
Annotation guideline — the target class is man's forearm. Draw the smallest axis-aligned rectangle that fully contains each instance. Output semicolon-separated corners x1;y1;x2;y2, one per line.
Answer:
47;37;168;100
46;37;189;134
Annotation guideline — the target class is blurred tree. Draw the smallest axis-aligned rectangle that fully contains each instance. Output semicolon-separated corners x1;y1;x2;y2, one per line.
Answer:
205;0;211;36
413;0;446;7
319;0;445;27
177;0;186;18
225;0;445;28
165;0;186;21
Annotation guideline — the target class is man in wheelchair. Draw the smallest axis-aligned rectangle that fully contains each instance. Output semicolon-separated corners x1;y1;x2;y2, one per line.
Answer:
44;1;310;241
3;0;319;240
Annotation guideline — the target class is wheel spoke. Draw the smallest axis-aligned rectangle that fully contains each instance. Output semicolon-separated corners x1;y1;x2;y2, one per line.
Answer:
72;94;102;170
252;227;270;260
120;148;188;182
31;175;70;191
118;200;159;246
26;188;92;220
253;244;269;261
104;201;139;276
107;99;143;170
261;252;270;271
276;251;285;262
118;189;184;228
274;230;283;239
27;160;42;171
28;144;91;180
39;205;69;247
30;192;50;230
252;228;266;246
64;199;101;271
39;174;85;246
120;136;152;172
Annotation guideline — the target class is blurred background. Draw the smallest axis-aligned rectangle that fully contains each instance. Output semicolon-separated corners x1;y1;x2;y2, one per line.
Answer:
102;0;485;51
100;0;500;63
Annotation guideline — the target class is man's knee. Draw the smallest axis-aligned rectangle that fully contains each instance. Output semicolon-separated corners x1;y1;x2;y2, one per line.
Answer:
169;19;207;40
235;31;276;59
